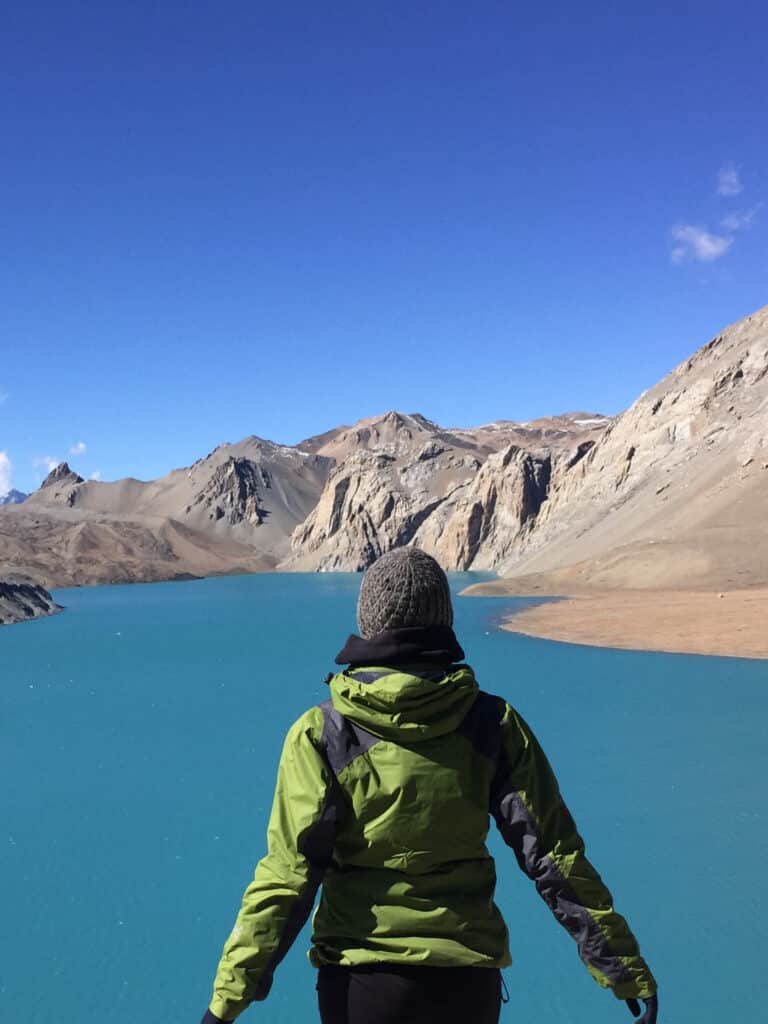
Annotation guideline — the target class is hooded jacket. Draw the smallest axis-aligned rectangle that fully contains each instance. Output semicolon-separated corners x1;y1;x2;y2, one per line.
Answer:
205;627;656;1021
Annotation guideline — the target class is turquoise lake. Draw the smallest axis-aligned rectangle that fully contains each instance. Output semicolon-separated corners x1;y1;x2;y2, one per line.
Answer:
1;573;765;1023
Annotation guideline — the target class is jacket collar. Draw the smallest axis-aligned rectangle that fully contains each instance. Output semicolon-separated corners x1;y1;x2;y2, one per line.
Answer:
334;624;465;667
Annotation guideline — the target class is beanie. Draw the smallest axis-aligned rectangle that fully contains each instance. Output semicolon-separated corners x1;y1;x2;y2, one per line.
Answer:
356;547;453;639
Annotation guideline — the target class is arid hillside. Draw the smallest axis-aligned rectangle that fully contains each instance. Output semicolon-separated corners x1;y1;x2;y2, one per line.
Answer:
486;304;768;590
1;438;331;586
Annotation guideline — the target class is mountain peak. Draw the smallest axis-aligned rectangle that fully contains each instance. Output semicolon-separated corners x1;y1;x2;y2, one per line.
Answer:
40;462;84;489
380;410;436;430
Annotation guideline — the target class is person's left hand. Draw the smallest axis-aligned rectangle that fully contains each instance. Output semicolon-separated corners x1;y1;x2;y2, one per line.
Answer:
626;994;658;1023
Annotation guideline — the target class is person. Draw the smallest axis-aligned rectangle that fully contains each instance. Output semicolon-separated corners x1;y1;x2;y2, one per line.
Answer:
200;547;658;1024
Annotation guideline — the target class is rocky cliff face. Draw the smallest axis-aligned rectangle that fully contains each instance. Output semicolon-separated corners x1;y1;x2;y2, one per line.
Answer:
419;446;557;570
189;456;271;526
283;411;606;571
285;437;482;570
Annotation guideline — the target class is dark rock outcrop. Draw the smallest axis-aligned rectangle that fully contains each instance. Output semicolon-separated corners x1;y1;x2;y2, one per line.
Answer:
0;580;62;625
189;457;270;526
37;462;86;507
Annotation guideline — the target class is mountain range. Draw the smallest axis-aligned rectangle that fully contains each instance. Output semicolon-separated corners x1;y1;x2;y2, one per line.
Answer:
0;489;27;506
1;304;766;592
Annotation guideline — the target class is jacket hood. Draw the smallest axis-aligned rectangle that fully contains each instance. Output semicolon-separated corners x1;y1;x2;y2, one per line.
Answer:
328;664;479;742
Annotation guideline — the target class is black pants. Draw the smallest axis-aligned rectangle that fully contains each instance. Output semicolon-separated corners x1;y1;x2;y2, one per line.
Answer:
317;964;502;1024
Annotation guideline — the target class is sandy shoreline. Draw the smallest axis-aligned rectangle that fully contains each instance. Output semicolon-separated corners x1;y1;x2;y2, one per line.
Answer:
463;582;768;660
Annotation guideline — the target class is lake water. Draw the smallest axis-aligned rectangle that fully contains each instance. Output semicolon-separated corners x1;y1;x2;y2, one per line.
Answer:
1;573;765;1023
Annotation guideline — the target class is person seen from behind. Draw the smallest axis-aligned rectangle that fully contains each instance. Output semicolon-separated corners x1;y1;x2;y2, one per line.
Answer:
200;547;658;1023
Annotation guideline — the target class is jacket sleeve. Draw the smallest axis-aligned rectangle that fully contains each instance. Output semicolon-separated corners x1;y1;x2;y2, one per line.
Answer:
490;702;656;1001
206;709;344;1021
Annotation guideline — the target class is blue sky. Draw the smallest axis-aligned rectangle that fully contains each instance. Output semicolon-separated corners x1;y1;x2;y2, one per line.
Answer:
2;1;766;494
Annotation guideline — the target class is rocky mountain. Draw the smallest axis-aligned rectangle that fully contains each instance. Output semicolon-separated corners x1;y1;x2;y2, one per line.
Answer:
0;489;27;505
288;307;768;587
479;304;768;590
284;412;606;570
6;438;332;586
0;578;62;625
285;413;488;570
1;412;606;586
2;303;766;592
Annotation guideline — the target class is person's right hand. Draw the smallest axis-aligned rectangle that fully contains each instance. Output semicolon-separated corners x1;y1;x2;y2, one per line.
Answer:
626;994;658;1023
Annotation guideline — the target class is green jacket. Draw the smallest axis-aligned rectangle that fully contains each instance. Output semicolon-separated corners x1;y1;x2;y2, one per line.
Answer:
206;657;656;1020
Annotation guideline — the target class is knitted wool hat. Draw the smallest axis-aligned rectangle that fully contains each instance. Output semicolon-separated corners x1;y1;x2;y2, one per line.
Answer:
356;547;453;639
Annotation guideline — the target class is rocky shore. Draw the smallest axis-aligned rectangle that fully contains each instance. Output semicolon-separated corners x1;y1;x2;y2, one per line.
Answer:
0;580;62;626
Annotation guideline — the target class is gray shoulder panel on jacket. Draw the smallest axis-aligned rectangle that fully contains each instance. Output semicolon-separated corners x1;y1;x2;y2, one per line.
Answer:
318;698;381;776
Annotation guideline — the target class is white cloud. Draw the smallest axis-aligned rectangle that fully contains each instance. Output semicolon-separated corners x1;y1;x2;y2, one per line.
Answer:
0;390;8;406
670;223;733;264
0;451;12;495
34;455;61;474
721;203;763;231
90;469;102;481
69;440;87;456
717;163;743;196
